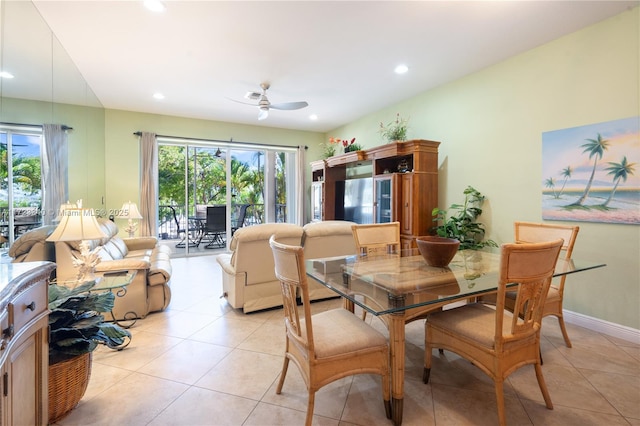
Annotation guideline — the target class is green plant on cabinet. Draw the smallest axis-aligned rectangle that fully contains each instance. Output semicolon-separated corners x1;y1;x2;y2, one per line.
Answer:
379;113;409;143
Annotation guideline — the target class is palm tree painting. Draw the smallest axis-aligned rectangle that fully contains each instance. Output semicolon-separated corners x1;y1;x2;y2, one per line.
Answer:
541;116;639;224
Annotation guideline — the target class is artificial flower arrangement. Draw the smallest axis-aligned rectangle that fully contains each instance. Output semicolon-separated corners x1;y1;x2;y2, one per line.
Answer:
329;136;362;153
379;113;409;142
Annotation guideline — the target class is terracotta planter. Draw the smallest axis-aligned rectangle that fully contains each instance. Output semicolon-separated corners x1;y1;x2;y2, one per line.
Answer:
416;236;460;267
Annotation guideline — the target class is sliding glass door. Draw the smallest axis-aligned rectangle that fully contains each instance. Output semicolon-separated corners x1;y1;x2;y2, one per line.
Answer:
157;139;298;257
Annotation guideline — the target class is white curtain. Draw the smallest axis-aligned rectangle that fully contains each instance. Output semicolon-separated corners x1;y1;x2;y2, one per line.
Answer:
42;124;68;225
296;146;306;225
139;132;158;236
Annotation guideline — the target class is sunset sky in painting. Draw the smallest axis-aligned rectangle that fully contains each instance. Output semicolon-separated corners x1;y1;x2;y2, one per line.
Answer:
542;116;639;190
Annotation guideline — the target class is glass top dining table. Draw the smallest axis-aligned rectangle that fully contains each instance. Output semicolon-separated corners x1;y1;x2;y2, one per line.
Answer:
305;248;606;426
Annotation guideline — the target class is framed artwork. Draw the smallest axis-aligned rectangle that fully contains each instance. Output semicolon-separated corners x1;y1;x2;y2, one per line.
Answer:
542;116;639;225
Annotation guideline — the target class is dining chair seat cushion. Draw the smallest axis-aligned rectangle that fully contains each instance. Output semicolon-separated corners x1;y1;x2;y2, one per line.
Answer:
427;303;514;348
302;309;388;358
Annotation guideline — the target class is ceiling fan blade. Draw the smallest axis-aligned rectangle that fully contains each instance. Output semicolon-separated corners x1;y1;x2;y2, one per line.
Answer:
226;97;258;107
258;107;269;121
269;101;308;111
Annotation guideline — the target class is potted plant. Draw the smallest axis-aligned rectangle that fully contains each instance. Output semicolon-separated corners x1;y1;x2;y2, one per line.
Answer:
327;136;361;154
379;113;409;143
48;280;131;423
431;186;498;250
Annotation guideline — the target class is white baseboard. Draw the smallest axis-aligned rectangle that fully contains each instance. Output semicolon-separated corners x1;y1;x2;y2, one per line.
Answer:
564;309;640;345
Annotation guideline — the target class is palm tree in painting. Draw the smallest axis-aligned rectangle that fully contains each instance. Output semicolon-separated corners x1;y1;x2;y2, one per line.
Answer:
545;177;558;198
558;166;573;197
602;156;636;207
572;133;610;205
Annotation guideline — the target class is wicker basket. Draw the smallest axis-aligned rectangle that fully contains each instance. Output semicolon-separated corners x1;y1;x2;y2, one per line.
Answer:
48;352;92;423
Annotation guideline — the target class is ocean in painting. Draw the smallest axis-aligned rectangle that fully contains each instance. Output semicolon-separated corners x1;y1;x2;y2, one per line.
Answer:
542;189;640;224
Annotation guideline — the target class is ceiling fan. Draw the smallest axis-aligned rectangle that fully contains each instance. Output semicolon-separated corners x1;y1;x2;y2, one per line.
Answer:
231;82;308;120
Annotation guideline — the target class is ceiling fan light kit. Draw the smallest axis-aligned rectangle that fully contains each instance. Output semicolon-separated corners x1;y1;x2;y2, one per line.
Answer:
231;82;308;121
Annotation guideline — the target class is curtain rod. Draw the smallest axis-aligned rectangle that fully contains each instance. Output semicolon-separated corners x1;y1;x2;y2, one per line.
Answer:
0;121;73;130
133;131;307;150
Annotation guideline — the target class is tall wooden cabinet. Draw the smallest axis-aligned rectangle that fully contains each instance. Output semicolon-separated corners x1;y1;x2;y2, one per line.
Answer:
310;140;439;248
0;261;55;426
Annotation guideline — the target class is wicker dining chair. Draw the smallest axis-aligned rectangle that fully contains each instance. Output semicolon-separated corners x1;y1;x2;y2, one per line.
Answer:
351;222;401;257
269;236;391;426
350;222;401;320
481;221;579;347
424;239;564;426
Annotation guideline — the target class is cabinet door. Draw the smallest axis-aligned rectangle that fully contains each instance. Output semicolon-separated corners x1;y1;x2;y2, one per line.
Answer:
373;175;394;223
400;173;414;235
311;182;324;221
5;316;49;426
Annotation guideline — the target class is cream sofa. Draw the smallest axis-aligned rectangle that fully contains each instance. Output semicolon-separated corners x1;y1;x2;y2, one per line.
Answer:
216;220;357;313
54;218;172;320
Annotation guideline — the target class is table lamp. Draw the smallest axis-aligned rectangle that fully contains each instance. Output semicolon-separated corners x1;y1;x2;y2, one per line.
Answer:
46;208;107;282
118;201;143;238
55;200;78;222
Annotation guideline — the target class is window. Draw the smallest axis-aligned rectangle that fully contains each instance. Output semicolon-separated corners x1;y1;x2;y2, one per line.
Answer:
0;126;43;247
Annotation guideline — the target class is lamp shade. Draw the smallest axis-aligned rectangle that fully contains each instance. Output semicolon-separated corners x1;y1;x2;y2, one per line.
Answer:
55;201;78;222
46;208;107;242
119;201;143;219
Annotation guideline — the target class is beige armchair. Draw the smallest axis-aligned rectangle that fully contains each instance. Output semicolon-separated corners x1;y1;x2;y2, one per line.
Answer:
216;223;304;313
301;220;357;301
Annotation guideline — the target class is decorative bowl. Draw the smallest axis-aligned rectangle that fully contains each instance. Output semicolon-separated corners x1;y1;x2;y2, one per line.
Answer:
416;236;460;267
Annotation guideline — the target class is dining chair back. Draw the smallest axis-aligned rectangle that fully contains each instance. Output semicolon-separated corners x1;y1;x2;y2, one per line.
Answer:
269;236;391;426
479;221;579;347
514;221;579;347
351;222;400;257
350;222;401;320
424;239;564;426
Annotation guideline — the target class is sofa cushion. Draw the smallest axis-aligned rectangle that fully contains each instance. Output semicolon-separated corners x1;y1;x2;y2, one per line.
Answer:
302;220;355;240
230;223;301;248
8;225;56;258
229;223;303;265
302;220;357;260
109;236;130;258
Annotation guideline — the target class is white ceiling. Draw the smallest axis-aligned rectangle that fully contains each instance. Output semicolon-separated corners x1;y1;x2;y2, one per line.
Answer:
19;1;640;132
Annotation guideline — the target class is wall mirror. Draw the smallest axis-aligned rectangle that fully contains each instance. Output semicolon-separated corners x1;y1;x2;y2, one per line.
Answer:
0;0;105;247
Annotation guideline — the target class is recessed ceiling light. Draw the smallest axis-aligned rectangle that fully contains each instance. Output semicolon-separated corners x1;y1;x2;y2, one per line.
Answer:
394;64;409;75
0;71;14;79
153;93;165;100
309;114;318;121
144;0;166;13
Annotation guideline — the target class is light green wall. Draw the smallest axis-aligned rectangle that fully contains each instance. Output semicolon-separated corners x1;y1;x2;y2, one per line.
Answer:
327;8;640;329
0;97;106;209
103;109;324;215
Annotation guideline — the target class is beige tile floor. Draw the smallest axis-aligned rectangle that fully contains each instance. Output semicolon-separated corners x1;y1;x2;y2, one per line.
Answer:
57;255;640;426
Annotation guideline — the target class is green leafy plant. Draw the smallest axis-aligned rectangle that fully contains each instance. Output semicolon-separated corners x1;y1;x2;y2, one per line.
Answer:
379;113;409;142
431;186;498;250
320;140;337;158
49;281;131;365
